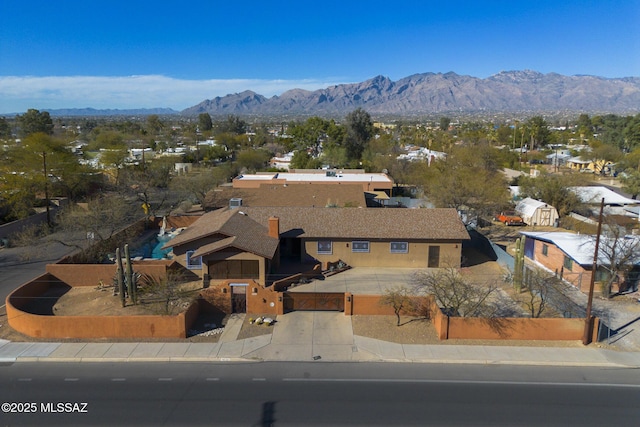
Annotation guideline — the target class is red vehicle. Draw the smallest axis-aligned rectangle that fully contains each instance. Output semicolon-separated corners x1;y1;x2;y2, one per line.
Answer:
495;211;525;226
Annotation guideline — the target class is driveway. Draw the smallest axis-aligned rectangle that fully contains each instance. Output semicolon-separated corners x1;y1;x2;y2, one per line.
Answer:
246;311;372;361
287;267;416;294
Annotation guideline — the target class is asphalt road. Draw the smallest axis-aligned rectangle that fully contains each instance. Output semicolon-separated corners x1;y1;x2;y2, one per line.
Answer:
1;362;639;426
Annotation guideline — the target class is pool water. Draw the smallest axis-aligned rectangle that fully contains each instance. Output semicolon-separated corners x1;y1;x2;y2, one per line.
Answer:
132;234;174;259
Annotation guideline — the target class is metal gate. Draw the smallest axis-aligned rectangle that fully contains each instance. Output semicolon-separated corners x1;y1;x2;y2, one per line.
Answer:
283;292;345;312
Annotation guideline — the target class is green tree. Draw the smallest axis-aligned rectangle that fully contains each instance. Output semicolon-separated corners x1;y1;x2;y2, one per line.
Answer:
217;115;247;135
344;108;373;161
0;117;11;138
439;117;451;132
146;115;164;136
198;113;213;132
526;116;551;149
424;145;510;222
16;109;54;136
235;149;270;172
620;169;640;199
518;174;586;217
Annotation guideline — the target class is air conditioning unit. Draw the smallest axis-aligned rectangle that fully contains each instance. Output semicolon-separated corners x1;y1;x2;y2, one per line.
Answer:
229;198;243;209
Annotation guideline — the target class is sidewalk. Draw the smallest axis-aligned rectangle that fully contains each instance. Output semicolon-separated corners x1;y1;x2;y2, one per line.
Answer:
1;312;639;368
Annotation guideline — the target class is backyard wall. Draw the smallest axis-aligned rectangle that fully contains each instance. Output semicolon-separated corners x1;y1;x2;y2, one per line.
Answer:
46;260;174;287
6;273;198;339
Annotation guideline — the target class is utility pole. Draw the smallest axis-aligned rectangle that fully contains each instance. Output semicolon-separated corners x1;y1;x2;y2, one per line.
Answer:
583;197;605;345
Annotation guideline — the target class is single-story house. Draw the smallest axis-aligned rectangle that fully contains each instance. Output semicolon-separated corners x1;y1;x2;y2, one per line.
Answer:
520;231;640;293
232;169;394;194
515;198;559;226
203;183;368;210
166;206;470;286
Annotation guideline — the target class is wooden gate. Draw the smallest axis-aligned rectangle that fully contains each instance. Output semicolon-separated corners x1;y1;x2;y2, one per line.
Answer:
283;292;344;312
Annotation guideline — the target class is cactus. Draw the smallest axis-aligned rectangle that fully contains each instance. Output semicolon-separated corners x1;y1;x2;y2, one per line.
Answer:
513;236;526;292
124;244;137;305
115;247;126;307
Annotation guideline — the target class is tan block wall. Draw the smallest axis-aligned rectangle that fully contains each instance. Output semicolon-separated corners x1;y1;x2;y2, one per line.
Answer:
199;280;279;316
304;240;462;268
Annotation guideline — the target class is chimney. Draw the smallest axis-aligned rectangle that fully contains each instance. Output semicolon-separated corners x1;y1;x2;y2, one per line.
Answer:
268;216;279;238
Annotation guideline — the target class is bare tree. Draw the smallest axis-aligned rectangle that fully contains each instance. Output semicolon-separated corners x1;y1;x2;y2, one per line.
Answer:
380;286;414;326
411;267;503;317
516;268;565;318
138;270;197;315
596;219;640;297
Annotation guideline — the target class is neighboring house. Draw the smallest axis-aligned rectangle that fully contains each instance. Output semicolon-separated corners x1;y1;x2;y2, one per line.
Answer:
566;157;614;174
569;186;640;216
232;169;394;194
167;207;470;286
515;198;559;226
520;231;640;293
203;183;368;210
269;152;294;170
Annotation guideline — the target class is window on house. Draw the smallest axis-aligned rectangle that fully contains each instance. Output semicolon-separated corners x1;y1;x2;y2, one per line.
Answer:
317;241;332;255
186;250;202;270
428;246;440;268
352;241;370;253
563;256;573;271
390;242;408;253
542;244;548;256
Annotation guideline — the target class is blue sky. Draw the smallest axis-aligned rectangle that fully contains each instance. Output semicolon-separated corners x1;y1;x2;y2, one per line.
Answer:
1;0;639;112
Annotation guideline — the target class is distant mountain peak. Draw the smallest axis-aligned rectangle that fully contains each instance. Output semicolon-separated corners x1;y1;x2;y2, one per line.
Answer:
182;71;640;116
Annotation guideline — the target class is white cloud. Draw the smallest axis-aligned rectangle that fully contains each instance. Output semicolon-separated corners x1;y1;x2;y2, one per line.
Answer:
0;75;352;113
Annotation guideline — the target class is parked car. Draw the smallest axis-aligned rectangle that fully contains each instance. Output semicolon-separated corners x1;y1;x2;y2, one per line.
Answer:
495;211;525;226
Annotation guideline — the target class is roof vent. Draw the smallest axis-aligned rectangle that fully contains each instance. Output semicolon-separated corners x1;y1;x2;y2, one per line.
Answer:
229;198;243;209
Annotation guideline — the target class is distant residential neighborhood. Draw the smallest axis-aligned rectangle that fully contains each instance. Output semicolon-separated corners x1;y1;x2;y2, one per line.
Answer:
1;106;640;347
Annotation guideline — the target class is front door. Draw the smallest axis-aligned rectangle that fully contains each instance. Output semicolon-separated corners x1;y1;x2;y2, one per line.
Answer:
231;285;247;313
428;246;440;268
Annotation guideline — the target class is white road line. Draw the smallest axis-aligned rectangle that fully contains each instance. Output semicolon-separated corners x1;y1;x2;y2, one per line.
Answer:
158;378;173;382
18;378;32;382
205;378;220;381
282;378;640;388
111;378;126;382
252;378;267;381
64;378;79;382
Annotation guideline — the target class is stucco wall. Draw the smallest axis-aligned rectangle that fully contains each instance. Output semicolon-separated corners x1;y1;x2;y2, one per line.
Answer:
444;316;592;341
6;275;198;339
46;261;173;287
303;239;462;268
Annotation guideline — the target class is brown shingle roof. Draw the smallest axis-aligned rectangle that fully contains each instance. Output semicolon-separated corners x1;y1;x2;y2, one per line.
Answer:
204;183;367;209
241;207;470;241
167;209;279;259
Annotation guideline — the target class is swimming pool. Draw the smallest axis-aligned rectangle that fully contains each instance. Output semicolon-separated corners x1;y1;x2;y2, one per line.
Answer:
131;233;174;259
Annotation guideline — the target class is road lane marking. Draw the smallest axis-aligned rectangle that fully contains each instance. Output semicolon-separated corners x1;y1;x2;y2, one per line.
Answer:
158;378;173;381
64;378;79;382
252;378;267;381
282;378;640;388
205;378;220;381
18;378;32;382
111;378;126;382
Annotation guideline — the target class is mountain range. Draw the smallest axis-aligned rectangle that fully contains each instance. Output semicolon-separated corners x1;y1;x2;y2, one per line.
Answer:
183;71;640;116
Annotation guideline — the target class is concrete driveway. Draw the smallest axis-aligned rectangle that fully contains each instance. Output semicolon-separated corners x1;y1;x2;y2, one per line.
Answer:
245;311;374;361
287;267;417;294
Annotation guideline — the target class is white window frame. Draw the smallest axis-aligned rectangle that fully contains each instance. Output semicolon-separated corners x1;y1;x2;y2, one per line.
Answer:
352;241;370;253
317;241;332;255
390;242;408;253
186;250;202;270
